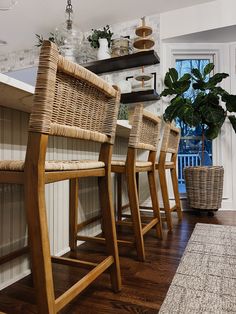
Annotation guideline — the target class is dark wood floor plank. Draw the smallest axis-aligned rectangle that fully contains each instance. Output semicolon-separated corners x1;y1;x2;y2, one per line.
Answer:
0;211;235;313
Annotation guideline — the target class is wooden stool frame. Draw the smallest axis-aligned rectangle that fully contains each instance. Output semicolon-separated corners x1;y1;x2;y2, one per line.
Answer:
72;105;163;261
140;123;182;231
0;41;121;314
112;105;163;261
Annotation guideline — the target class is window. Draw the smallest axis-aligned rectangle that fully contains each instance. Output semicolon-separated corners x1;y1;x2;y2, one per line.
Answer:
175;57;213;193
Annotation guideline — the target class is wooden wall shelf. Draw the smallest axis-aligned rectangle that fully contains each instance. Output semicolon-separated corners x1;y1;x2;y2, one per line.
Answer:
82;50;160;74
120;89;160;104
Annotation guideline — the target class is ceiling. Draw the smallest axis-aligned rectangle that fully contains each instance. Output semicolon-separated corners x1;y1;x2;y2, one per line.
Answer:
163;24;236;43
0;0;215;53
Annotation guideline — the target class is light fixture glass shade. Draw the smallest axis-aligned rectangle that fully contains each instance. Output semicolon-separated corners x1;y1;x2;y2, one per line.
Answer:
55;22;83;62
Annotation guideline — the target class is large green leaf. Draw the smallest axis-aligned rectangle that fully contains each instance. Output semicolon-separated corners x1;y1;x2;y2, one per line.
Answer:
172;80;191;94
210;86;227;96
164;72;173;88
228;115;236;133
208;73;229;87
184;109;202;127
223;94;236;112
191;68;203;80
205;125;221;140
200;106;225;124
206;93;220;107
193;92;206;108
160;88;176;97
179;73;191;82
169;68;178;82
163;97;185;122
192;81;206;91
203;63;214;77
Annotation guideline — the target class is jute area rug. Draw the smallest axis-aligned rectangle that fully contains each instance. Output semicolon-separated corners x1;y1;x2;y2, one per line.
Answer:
159;223;236;313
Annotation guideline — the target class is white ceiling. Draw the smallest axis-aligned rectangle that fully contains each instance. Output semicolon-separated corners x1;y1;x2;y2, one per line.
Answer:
163;25;236;43
0;0;214;53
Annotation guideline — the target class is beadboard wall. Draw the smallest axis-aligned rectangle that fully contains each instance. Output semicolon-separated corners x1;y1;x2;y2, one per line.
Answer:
0;107;132;289
0;14;161;289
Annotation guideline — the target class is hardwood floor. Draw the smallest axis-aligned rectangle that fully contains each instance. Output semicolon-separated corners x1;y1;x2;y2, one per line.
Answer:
0;211;236;314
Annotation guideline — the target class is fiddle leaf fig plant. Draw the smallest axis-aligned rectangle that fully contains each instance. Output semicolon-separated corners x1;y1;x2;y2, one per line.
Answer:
161;63;236;141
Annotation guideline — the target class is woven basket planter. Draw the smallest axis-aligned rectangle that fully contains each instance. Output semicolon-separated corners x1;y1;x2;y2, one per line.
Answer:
184;166;224;210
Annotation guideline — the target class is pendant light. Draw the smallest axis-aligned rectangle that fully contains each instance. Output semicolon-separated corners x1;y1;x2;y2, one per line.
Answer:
56;0;83;62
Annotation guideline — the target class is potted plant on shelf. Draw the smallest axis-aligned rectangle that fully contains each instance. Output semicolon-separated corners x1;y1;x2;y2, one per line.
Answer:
87;25;113;60
160;63;236;213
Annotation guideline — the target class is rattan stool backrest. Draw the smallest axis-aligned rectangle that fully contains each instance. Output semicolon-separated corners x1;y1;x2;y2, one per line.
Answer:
160;122;180;154
128;105;162;151
29;41;120;144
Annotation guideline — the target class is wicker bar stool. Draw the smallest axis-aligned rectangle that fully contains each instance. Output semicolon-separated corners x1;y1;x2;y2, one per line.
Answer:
156;122;182;231
112;105;163;261
141;123;182;230
139;122;182;231
0;41;121;314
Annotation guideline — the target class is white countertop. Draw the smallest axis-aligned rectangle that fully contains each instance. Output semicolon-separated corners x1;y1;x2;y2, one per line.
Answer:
0;73;34;113
0;73;130;137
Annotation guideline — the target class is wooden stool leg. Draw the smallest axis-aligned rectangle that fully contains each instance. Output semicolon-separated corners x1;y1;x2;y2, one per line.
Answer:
117;173;122;221
25;180;55;314
171;166;182;221
148;170;163;239
136;172;139;198
159;167;173;231
126;170;145;261
69;178;79;251
126;148;145;261
98;174;121;292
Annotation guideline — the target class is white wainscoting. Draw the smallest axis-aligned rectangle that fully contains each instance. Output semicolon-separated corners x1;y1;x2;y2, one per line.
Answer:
0;107;153;289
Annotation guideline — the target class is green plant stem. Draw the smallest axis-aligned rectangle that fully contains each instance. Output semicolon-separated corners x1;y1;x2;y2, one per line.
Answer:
201;124;205;166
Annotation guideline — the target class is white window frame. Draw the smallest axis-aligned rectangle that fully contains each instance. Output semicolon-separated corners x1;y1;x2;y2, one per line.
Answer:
161;43;232;207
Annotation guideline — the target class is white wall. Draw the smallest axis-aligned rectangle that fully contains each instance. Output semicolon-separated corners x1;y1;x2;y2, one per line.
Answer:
160;0;236;40
161;42;236;210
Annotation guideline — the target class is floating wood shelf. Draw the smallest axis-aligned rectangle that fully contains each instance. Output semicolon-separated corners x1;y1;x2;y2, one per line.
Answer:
121;89;160;104
82;50;160;74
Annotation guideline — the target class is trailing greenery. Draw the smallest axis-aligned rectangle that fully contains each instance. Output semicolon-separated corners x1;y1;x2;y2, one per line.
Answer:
87;25;113;49
118;104;129;120
161;63;236;140
35;33;64;47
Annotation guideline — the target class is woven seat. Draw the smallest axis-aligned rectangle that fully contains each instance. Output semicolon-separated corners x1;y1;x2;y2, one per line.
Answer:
111;105;163;261
0;41;121;314
0;160;105;171
111;160;152;167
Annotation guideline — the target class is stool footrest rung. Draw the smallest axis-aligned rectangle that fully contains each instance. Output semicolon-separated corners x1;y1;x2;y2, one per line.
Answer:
51;256;98;269
77;214;101;232
142;218;158;235
139;205;152;210
0;246;29;265
119;214;155;221
160;205;177;212
55;256;114;312
120;213;131;218
77;235;106;244
116;219;150;227
77;235;134;247
121;204;130;210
